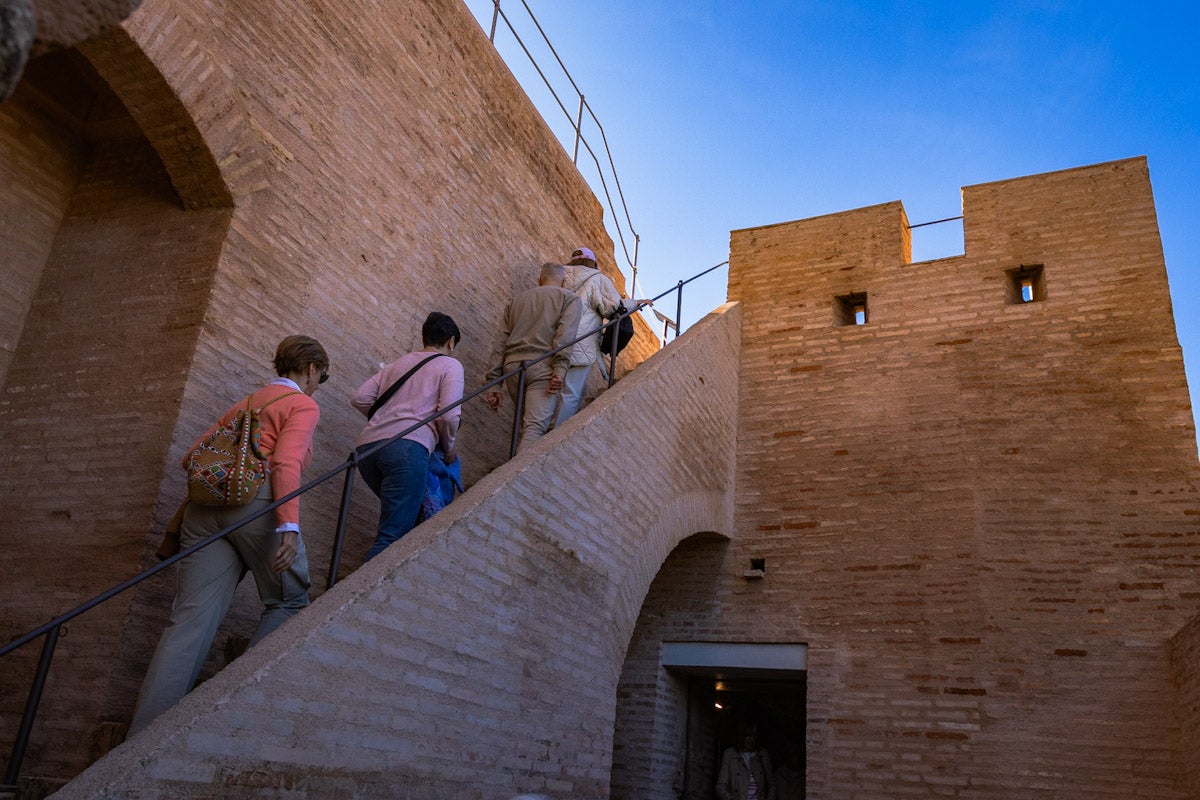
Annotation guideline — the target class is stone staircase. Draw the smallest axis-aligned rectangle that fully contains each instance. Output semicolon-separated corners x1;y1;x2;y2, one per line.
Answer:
45;303;741;800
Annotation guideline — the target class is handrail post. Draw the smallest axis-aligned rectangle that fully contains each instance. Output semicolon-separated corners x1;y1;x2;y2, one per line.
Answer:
4;624;62;789
572;93;584;164
674;280;684;341
607;323;618;388
326;454;357;590
509;362;526;458
631;233;641;299
489;0;500;41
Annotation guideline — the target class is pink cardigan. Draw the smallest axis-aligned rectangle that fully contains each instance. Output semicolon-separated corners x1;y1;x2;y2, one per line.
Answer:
351;352;463;453
183;383;320;530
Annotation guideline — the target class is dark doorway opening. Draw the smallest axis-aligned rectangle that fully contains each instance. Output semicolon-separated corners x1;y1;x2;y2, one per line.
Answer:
680;674;806;799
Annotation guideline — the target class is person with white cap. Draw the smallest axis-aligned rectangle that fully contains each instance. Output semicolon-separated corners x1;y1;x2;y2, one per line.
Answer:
556;246;649;427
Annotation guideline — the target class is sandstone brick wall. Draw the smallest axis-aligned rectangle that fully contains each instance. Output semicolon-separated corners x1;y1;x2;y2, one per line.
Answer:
719;157;1200;798
0;66;84;388
52;303;739;800
0;0;657;782
1170;613;1200;798
0;96;230;779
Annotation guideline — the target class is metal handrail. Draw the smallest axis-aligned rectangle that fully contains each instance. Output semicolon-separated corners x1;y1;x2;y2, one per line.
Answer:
0;260;729;790
485;0;643;294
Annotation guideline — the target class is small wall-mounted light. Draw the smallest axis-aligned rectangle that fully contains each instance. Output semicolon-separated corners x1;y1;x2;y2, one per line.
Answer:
743;558;766;580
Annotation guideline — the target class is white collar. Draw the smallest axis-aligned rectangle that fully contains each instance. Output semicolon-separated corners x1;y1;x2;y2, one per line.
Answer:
270;377;303;391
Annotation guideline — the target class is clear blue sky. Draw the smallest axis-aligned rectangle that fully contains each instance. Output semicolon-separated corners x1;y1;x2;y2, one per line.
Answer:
464;1;1199;445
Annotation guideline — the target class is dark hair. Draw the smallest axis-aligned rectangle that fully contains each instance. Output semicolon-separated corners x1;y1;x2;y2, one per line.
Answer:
273;335;329;376
422;312;461;348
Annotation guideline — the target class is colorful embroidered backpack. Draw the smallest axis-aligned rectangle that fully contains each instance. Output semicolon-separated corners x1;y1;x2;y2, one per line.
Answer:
185;391;298;506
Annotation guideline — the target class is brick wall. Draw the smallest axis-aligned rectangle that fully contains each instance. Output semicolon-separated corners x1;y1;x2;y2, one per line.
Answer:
0;0;658;783
52;303;739;799
0;76;83;388
1170;613;1200;798
721;157;1199;798
0;122;230;780
610;532;731;800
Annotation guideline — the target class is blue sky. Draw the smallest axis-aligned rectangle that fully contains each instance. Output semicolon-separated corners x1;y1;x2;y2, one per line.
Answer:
463;1;1199;445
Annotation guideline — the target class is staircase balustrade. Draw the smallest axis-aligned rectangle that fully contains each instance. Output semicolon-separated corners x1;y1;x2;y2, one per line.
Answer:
0;260;728;793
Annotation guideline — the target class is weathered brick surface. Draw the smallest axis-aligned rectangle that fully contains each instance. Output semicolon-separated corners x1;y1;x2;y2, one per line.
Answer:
1170;613;1200;797
5;2;1194;798
0;0;657;782
0;74;83;387
610;532;732;800
52;303;739;799
0;123;230;780
608;159;1199;800
716;157;1199;798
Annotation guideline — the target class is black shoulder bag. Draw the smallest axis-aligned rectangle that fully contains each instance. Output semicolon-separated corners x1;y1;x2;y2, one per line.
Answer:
367;353;443;421
581;272;635;356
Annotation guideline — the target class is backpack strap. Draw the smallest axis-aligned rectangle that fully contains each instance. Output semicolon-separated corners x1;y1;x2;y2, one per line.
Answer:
367;354;444;421
246;390;302;458
254;390;301;413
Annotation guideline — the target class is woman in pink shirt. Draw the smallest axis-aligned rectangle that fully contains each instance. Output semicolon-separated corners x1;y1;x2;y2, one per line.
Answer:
352;312;464;560
130;335;329;734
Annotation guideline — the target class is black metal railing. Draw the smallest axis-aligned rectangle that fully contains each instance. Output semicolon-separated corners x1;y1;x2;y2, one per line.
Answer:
0;260;729;792
483;0;644;297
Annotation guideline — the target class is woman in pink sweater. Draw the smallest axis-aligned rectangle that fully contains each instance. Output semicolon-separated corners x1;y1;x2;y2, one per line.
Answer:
352;312;464;560
130;335;329;734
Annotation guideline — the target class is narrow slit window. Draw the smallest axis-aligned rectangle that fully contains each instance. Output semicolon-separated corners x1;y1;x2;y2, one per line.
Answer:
835;292;869;326
1006;265;1046;304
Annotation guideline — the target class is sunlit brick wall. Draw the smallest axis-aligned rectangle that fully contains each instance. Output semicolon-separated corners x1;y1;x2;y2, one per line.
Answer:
0;0;657;783
726;157;1200;798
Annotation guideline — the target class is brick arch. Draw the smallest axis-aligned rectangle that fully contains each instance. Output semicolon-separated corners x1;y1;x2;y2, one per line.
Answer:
611;531;732;799
0;19;241;780
77;20;251;209
608;490;735;655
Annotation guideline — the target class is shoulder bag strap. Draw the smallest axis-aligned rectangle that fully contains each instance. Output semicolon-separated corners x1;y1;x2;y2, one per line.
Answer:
367;354;443;421
255;390;301;413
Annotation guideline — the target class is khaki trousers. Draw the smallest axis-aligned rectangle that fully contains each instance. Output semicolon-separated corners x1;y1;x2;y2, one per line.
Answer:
129;490;309;734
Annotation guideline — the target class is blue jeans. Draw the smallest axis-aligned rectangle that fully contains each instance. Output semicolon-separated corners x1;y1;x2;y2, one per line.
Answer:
357;438;429;560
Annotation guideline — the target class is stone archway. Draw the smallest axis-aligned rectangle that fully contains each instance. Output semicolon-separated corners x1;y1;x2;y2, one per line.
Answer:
610;531;731;800
0;22;234;783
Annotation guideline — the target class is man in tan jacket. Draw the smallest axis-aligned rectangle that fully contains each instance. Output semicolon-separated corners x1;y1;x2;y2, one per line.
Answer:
485;262;581;453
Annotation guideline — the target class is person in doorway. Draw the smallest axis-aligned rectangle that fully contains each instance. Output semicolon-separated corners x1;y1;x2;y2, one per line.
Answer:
772;742;804;800
716;723;776;800
130;335;329;734
484;262;581;453
555;246;649;427
351;312;464;560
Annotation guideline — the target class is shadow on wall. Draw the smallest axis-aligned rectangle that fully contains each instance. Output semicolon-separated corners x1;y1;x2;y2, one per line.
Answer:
0;40;232;780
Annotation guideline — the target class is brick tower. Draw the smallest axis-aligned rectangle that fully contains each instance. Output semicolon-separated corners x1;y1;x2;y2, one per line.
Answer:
704;156;1199;797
